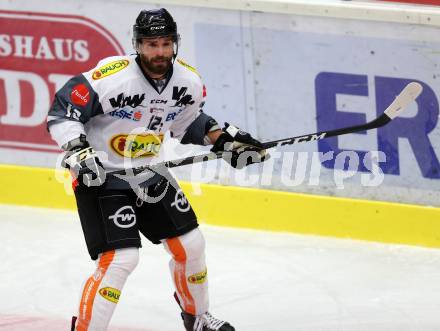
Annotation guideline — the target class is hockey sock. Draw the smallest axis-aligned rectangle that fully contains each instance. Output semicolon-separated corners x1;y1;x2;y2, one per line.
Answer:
76;248;139;331
163;228;209;315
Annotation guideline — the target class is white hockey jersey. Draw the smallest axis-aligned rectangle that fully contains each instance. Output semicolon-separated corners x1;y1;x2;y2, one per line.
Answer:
48;54;206;172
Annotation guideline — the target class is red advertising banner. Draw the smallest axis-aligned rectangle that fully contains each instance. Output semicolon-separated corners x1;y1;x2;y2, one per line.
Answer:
0;10;124;152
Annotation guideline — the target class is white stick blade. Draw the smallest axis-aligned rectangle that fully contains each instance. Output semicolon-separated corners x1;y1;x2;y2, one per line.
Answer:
384;82;423;119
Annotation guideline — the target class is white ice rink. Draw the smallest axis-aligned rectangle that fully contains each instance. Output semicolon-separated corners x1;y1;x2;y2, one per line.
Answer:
1;204;440;331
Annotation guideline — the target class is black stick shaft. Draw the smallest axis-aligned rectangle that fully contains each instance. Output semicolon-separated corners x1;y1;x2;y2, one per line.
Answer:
108;113;391;177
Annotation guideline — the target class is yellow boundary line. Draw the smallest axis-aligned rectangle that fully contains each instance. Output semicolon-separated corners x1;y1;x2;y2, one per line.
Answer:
1;164;440;248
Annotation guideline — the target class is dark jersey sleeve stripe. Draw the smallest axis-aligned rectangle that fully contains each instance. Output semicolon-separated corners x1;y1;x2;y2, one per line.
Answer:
180;112;219;146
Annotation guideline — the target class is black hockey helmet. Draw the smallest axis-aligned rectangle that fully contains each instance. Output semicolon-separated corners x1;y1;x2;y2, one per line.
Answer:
133;8;179;41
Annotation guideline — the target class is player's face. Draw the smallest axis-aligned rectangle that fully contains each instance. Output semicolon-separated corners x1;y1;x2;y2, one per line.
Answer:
138;36;174;77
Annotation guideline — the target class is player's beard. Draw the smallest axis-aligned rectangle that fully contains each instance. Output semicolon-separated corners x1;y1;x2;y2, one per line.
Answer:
141;54;173;76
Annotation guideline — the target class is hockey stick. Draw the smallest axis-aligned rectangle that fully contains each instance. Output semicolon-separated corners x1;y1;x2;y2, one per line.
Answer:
109;82;422;177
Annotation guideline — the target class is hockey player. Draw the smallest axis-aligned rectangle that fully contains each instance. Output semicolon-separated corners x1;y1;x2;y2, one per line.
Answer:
47;8;267;331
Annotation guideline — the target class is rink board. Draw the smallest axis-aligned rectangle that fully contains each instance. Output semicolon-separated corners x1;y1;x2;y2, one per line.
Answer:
1;2;440;208
1;164;440;248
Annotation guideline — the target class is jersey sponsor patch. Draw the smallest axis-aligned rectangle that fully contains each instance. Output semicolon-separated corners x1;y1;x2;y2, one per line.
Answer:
109;93;145;109
70;84;90;106
150;99;167;105
110;133;164;158
92;59;129;80
165;108;184;121
188;268;207;284
171;86;195;107
150;107;164;115
108;109;142;121
99;287;121;303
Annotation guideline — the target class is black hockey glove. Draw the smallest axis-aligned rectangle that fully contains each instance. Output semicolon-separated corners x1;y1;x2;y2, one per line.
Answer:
211;123;269;169
62;135;106;187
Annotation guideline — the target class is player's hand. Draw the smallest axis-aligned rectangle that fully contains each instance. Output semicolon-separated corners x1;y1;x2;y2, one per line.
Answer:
63;139;106;187
210;123;269;169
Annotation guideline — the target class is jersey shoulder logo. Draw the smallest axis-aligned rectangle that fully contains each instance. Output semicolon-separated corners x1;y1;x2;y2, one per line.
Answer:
176;58;200;77
92;59;129;80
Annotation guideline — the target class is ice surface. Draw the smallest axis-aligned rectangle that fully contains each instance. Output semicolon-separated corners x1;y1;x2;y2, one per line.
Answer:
1;204;440;331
